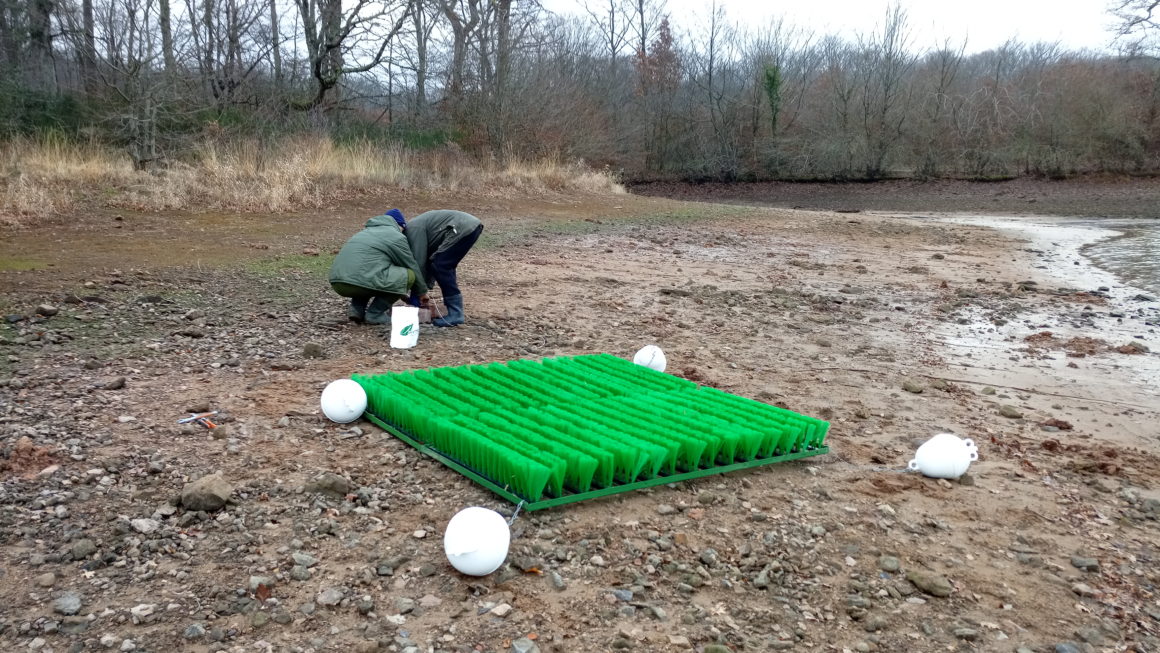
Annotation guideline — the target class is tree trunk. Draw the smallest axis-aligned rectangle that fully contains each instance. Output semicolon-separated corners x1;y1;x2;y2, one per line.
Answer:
322;0;342;107
160;0;176;73
490;0;512;152
29;0;56;88
270;0;282;86
412;0;427;119
0;1;17;72
81;0;96;87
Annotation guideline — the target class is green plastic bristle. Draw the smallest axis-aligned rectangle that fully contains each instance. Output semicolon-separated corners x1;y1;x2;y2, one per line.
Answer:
356;354;829;509
541;403;665;481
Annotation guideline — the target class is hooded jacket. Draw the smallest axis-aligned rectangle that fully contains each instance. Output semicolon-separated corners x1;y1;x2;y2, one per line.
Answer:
329;215;429;296
404;210;483;284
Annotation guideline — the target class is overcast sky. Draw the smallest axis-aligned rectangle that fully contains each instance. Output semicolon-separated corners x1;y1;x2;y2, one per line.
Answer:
542;0;1122;54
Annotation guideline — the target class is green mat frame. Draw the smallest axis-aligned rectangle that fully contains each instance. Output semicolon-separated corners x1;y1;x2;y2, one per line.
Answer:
364;412;829;511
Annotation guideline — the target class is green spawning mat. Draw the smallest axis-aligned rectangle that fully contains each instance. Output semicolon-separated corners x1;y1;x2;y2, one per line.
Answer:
354;354;829;510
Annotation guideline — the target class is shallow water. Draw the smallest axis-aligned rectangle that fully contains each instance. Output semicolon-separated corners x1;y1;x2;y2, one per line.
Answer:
1077;219;1160;295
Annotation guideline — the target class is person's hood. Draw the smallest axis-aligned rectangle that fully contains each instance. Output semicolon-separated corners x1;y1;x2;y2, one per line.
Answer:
364;214;402;231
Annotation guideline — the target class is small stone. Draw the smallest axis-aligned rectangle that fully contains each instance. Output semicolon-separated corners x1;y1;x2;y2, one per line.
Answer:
667;635;692;648
999;405;1024;419
36;304;60;317
511;637;541;653
130;518;160;534
902;380;924;394
1071;556;1099;572
1075;628;1104;645
878;556;900;573
180;473;233;511
356;595;375;615
291;552;318;567
290;566;312;581
70;539;97;560
863;614;889;632
490;603;513;617
416;594;441;609
699;548;718;565
317;588;345;606
183;623;207;639
100;634;118;648
704;646;733;653
649;605;668;621
130;603;155;623
549;571;566;591
305;472;351;497
249;575;275;592
981;386;997;395
251;611;270;628
953;628;979;640
120;640;136;652
609;589;633;602
590;555;607;567
906;570;953;597
1055;643;1082;653
53;592;83;616
302;343;325;358
412;529;427;539
1071;583;1097;598
656;504;677;515
395;597;416;614
103;376;127;390
36;572;56;587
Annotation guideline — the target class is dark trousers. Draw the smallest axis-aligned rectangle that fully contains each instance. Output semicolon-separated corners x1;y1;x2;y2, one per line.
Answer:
427;224;483;297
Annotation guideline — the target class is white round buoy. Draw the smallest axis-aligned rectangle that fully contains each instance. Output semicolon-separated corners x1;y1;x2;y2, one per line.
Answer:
633;345;667;373
908;433;978;479
443;507;510;576
320;379;367;423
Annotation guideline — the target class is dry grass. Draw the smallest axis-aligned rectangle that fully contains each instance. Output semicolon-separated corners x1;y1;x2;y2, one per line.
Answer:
0;136;624;223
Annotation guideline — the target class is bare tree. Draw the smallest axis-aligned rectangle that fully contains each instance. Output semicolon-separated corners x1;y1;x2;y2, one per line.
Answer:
1113;0;1160;55
293;0;410;110
854;2;916;177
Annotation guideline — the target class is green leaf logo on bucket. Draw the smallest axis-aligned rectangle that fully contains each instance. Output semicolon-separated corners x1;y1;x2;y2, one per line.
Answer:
400;325;413;336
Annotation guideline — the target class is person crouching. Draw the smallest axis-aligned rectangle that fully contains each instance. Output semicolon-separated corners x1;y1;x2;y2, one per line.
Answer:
329;209;430;324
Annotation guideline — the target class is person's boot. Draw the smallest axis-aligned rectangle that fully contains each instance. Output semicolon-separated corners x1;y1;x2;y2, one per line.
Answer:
348;296;369;323
433;294;465;327
364;296;394;325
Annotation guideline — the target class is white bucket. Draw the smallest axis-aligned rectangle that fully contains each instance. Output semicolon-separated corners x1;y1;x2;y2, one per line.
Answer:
908;433;978;479
390;305;420;349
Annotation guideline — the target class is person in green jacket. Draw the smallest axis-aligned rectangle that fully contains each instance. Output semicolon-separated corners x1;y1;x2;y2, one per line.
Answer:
329;210;430;325
401;209;484;327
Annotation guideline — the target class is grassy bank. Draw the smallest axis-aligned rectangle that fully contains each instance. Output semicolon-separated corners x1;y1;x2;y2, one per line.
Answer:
0;137;624;224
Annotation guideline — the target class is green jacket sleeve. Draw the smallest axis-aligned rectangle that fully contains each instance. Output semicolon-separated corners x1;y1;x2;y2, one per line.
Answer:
388;236;428;296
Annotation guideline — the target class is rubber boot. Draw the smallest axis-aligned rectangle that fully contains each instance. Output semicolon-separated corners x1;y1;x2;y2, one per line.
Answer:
348;296;369;323
364;296;394;325
433;294;465;327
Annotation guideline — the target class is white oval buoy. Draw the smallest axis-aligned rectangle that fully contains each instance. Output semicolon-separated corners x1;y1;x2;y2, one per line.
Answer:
443;507;510;576
908;433;978;479
320;379;367;423
633;345;667;373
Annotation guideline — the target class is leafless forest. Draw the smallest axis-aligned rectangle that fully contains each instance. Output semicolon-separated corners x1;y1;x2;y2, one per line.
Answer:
3;0;1160;181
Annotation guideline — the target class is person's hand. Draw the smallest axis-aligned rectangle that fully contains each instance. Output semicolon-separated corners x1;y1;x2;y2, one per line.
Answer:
418;294;431;307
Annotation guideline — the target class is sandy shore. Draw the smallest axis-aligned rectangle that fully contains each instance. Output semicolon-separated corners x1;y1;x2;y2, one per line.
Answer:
1;193;1159;652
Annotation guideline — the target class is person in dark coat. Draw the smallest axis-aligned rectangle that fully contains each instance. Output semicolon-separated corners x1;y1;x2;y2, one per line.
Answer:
328;209;430;324
401;209;484;327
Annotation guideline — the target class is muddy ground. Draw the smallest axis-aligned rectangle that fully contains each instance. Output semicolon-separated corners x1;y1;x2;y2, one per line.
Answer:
1;185;1159;653
632;178;1160;219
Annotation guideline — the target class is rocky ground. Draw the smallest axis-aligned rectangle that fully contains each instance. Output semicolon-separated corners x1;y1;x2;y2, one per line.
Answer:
1;189;1159;653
